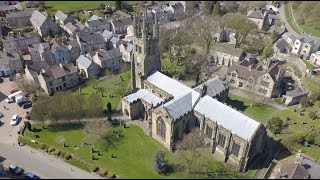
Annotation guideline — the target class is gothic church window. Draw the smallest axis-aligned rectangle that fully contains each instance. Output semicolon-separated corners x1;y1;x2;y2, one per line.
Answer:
231;142;240;157
218;133;226;148
157;117;166;140
205;126;213;139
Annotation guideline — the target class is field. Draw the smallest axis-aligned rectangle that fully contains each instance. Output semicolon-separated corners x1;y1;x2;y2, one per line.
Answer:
23;123;254;179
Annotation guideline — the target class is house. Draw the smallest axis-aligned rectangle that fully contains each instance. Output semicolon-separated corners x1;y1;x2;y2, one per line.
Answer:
152;9;175;24
282;88;308;107
49;39;71;64
85;14;111;33
89;48;122;71
55;10;73;26
247;7;267;29
110;17;133;34
121;12;267;173
291;33;320;59
276;38;293;54
0;51;22;74
28;42;56;65
119;41;133;62
215;26;237;45
30;10;59;37
209;43;245;68
226;58;286;98
76;55;99;78
0;4;18;17
275;162;310;179
66;39;81;61
193;77;228;102
5;10;34;28
76;30;107;54
2;32;41;53
164;1;184;20
24;1;42;8
310;51;320;66
38;63;79;95
63;20;87;37
24;61;50;82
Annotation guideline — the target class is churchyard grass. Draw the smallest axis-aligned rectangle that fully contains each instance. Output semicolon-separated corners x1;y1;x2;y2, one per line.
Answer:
24;123;253;178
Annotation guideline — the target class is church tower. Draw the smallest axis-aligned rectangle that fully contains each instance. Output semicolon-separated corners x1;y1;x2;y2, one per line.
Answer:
131;10;160;90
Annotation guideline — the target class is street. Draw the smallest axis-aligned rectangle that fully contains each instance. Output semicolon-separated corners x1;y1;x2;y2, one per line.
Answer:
0;77;101;179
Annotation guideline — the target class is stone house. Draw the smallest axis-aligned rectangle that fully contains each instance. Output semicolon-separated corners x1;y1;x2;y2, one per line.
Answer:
215;26;237;45
121;12;266;173
110;17;133;34
63;20;87;37
38;63;79;95
5;10;34;28
0;5;18;17
310;51;320;66
85;15;111;33
24;61;49;82
75;30;107;54
0;56;11;76
66;39;81;61
275;162;310;179
119;41;133;62
28;42;55;65
2;32;41;53
291;33;320;59
226;58;286;98
247;7;267;29
49;39;71;64
209;43;245;68
30;10;59;37
0;51;22;74
54;10;73;26
76;55;99;78
24;1;43;8
282;88;308;107
89;48;121;71
276;38;292;54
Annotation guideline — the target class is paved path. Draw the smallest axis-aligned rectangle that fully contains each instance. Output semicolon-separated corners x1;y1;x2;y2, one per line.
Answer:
278;1;299;36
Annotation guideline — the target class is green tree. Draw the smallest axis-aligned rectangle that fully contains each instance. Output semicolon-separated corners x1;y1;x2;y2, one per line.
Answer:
115;1;122;11
309;111;318;120
262;43;274;59
153;150;168;174
300;96;313;108
203;1;216;15
305;131;317;144
107;102;112;112
267;117;283;134
213;1;221;16
99;3;105;10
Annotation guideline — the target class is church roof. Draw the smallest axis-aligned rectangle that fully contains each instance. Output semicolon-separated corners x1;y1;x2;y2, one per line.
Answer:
194;95;261;141
123;89;164;106
193;77;226;97
164;92;193;120
146;71;200;106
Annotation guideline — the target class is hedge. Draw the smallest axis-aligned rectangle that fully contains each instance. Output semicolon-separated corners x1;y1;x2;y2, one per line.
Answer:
90;165;99;172
41;144;48;150
60;151;66;158
99;168;108;176
109;172;116;179
53;149;61;156
65;154;72;160
48;146;55;153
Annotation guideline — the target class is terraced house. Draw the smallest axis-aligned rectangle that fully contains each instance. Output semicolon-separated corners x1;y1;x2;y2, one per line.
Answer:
121;11;267;173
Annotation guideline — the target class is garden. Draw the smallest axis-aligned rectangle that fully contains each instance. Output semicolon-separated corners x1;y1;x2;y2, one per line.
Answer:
19;122;254;179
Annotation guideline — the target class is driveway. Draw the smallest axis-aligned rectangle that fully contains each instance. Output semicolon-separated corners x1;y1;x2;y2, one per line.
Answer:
278;1;299;36
0;77;101;179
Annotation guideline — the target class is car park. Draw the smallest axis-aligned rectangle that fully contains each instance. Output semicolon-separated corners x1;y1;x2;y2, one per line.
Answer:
22;102;32;109
10;114;20;126
24;172;39;179
9;164;24;175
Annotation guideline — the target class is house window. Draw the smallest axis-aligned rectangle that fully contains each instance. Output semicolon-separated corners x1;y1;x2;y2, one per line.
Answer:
62;77;65;82
238;82;243;87
231;142;240;157
218;133;226;148
303;51;306;53
156;117;166;140
205;126;213;139
230;79;235;83
305;45;308;48
232;73;236;77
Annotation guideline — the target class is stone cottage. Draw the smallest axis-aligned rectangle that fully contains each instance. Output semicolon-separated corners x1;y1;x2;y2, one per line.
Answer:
30;10;59;37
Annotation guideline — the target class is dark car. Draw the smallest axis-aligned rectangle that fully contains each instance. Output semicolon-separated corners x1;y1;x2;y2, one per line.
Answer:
22;102;32;109
17;99;30;107
10;89;19;94
9;164;24;175
0;77;3;83
24;172;40;179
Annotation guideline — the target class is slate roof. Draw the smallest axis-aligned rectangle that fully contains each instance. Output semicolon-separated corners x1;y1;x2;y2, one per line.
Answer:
276;162;310;179
66;39;79;50
298;33;320;45
194;95;261;141
164;92;193;120
76;55;92;69
25;61;50;79
111;17;133;28
55;10;68;23
247;8;265;19
89;48;121;62
102;30;115;40
30;10;47;27
193;77;226;97
123;89;164;106
40;63;77;82
2;32;40;42
146;71;200;106
6;9;34;18
119;42;133;52
65;22;78;33
85;15;110;28
77;31;106;44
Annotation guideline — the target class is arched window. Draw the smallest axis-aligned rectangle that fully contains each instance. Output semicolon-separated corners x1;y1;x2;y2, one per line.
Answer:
157;117;166;140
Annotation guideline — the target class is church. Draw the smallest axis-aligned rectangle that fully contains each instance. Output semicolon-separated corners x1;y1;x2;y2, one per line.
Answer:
121;11;267;173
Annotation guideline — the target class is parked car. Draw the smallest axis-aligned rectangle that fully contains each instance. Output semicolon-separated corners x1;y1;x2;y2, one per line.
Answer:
18;99;30;107
6;97;14;103
0;112;3;118
22;102;32;109
0;77;3;83
10;89;19;94
24;172;39;179
10;114;20;126
9;164;24;175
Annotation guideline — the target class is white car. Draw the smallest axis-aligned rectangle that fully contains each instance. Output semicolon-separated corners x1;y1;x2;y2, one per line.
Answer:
10;114;19;126
6;98;14;103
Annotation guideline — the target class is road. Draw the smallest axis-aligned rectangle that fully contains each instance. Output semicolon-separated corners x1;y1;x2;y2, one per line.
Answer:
278;1;299;36
0;77;101;179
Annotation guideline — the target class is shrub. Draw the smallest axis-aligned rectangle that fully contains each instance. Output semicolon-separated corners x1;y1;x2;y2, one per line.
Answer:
267;117;283;134
305;131;317;145
47;146;55;153
90;165;99;172
109;173;116;179
309;111;318;120
300;96;313;108
53;149;61;156
153;150;168;174
65;154;72;160
99;168;108;176
60;151;66;158
41;144;48;150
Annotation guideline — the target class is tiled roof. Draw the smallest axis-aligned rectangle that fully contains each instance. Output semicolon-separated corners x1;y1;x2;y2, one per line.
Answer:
30;10;47;27
193;77;226;97
6;9;34;18
76;55;92;69
55;10;68;23
164;92;193;120
123;89;164;106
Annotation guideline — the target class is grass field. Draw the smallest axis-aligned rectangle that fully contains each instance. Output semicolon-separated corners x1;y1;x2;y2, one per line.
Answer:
272;101;320;159
24;124;253;179
304;60;315;69
227;94;277;124
284;2;302;35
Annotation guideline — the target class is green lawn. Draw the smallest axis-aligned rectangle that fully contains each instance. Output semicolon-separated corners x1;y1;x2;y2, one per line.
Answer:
284;2;302;35
303;60;315;69
45;1;139;15
161;57;186;79
227;94;277;124
272;101;320;159
24;124;252;179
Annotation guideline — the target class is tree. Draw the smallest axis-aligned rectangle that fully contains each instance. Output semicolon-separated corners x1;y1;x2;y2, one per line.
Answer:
300;96;313;108
309;111;318;120
153;150;168;174
30;99;48;128
177;128;204;173
84;120;112;144
221;1;238;15
24;121;32;132
262;43;274;60
203;1;216;15
99;3;105;10
121;2;133;12
213;1;221;16
305;131;317;144
107;102;112;112
267;117;283;134
87;92;103;119
115;1;122;11
15;79;40;97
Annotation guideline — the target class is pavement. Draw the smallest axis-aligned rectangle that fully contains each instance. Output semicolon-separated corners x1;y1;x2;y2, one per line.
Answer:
0;77;102;179
278;1;299;37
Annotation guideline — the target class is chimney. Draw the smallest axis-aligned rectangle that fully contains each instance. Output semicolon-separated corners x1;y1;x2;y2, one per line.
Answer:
59;63;63;69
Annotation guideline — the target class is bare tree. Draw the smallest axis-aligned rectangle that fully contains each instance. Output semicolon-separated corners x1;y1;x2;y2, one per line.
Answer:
30;99;48;128
84;120;112;144
177;128;204;173
16;79;41;97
